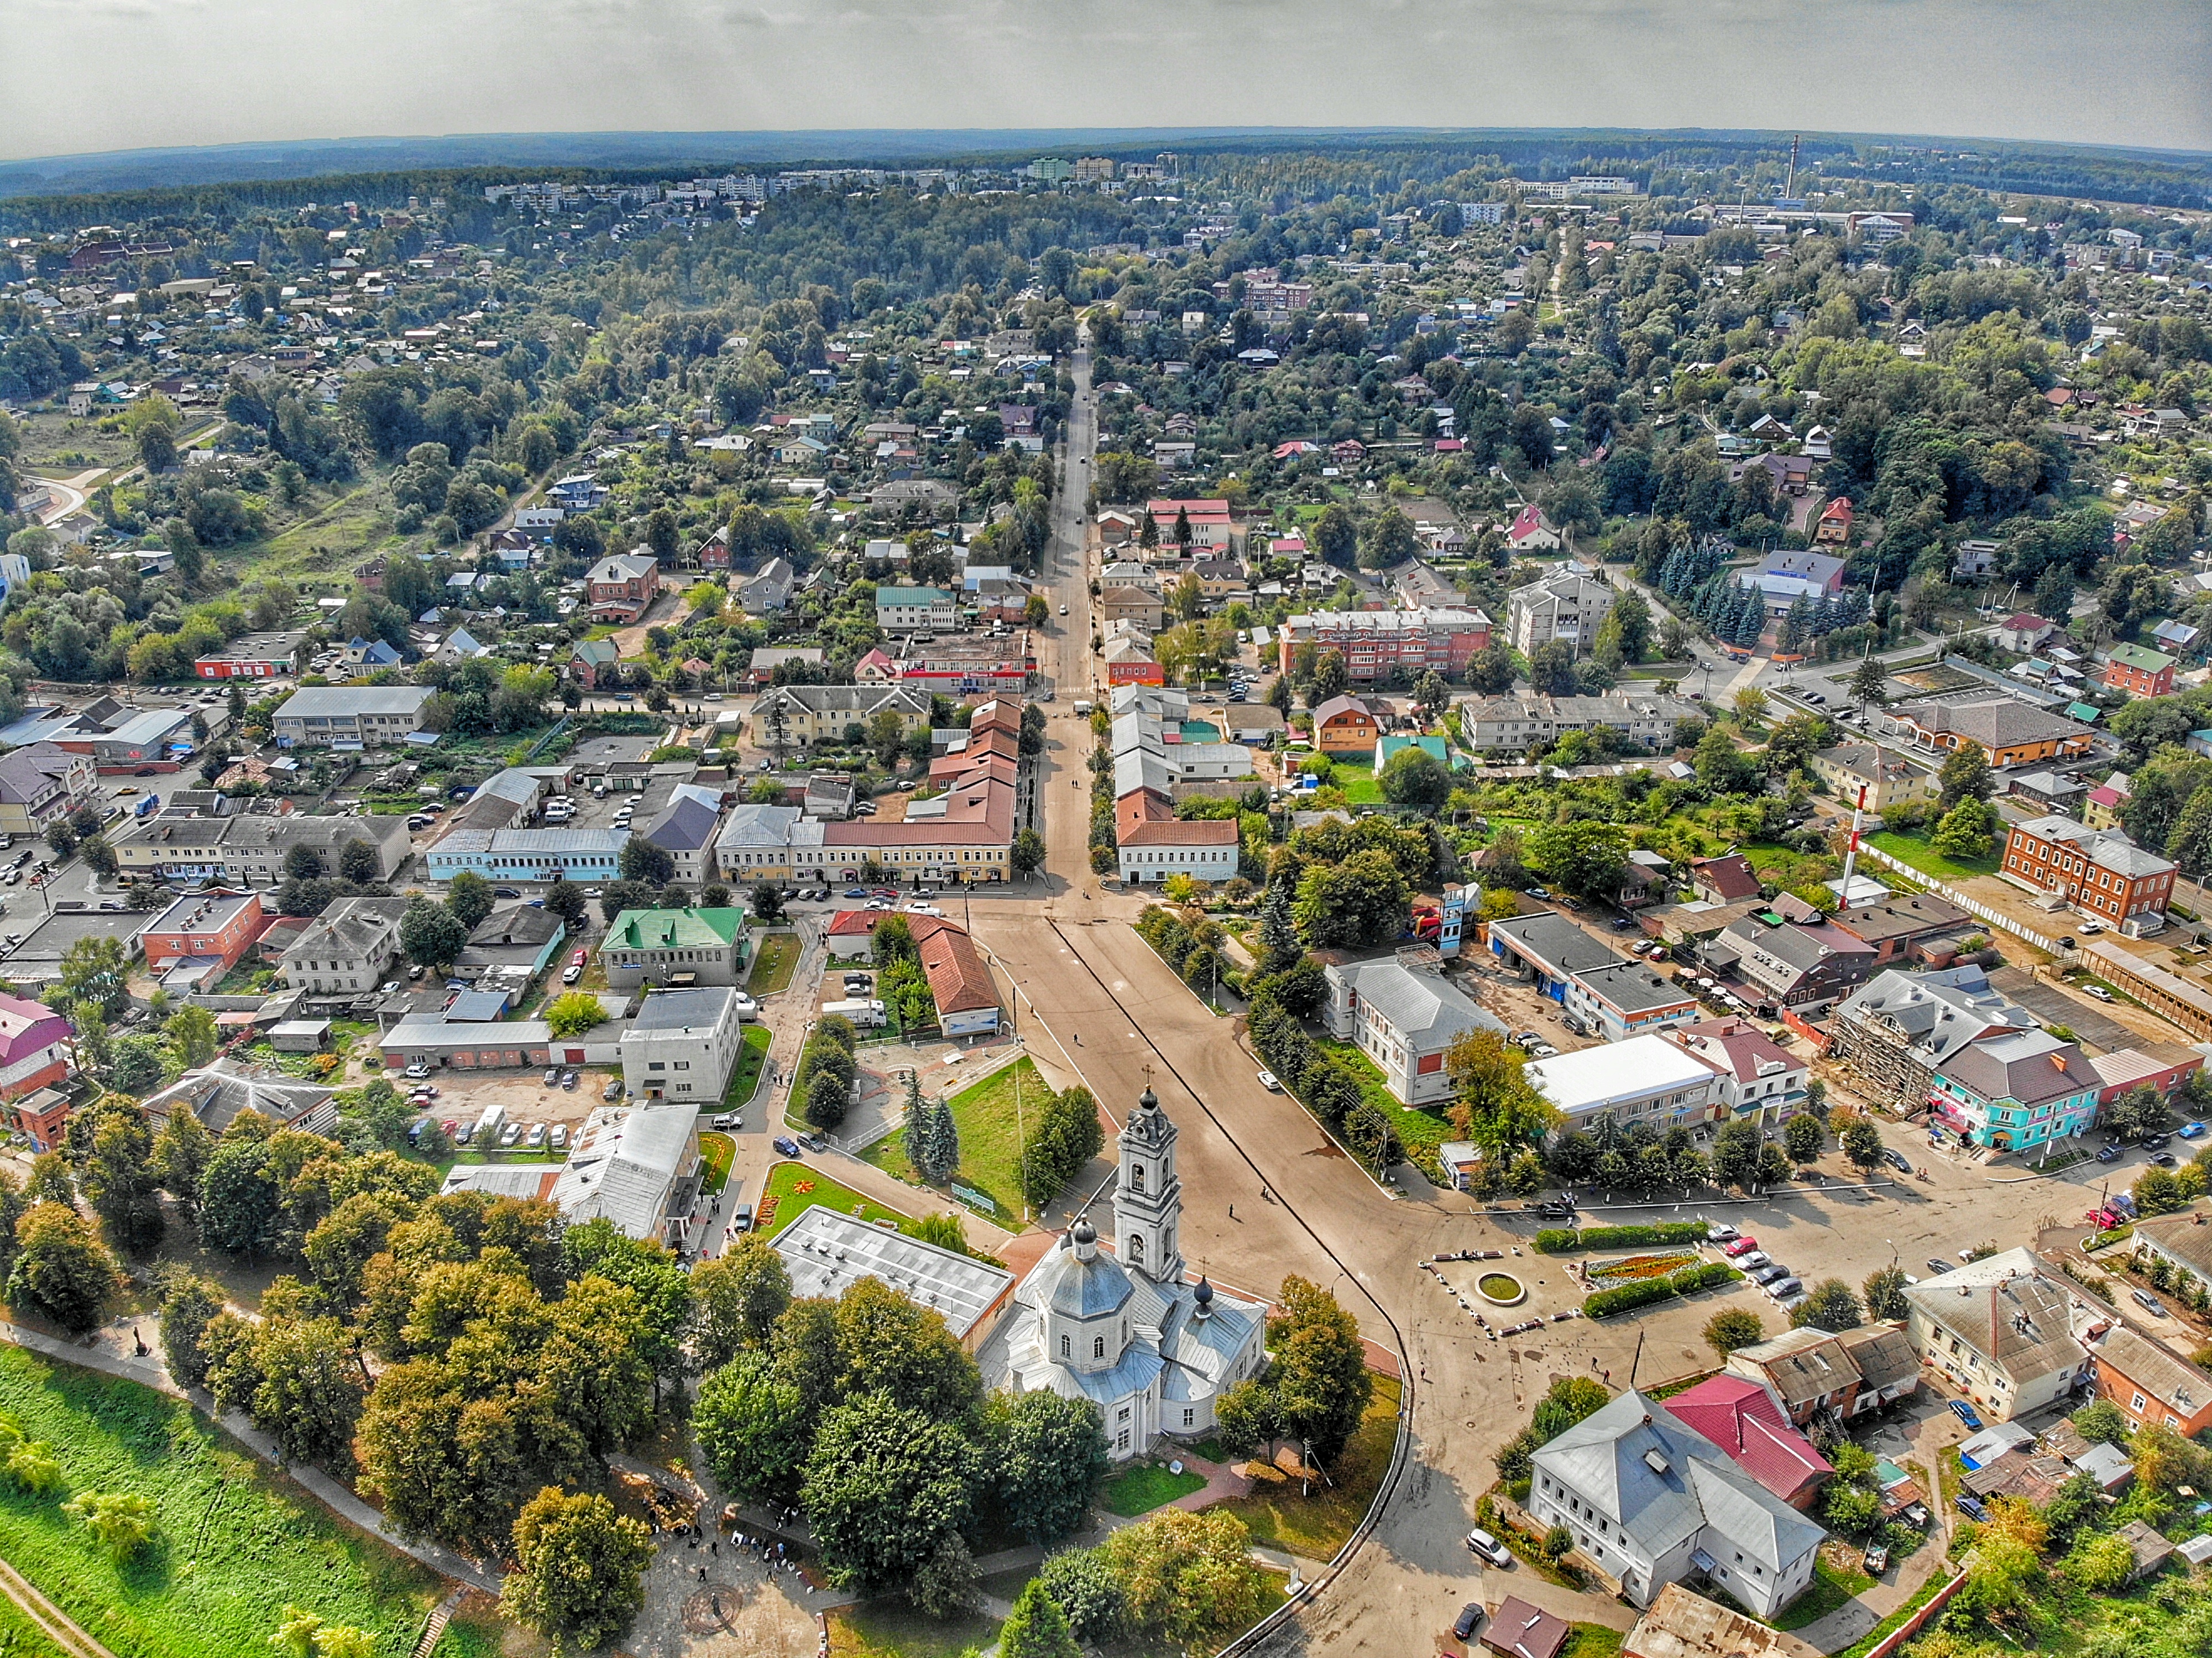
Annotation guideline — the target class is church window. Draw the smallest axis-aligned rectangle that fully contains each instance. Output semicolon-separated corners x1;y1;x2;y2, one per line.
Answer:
1094;1336;1106;1359
1128;1234;1144;1265
1131;1163;1145;1194
1061;1335;1070;1357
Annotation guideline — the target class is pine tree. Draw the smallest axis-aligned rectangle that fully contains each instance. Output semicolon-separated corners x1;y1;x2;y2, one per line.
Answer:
929;1099;961;1183
1256;878;1300;975
903;1073;929;1157
2167;783;2212;877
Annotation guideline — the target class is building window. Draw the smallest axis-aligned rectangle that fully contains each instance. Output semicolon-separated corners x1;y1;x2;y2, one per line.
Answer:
1061;1335;1070;1357
1094;1336;1106;1359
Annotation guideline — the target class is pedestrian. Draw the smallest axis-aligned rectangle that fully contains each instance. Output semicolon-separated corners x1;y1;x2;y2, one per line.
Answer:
1228;1202;1235;1221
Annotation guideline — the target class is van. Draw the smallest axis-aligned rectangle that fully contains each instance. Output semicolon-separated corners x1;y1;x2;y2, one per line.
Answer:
1073;700;1093;716
820;997;889;1029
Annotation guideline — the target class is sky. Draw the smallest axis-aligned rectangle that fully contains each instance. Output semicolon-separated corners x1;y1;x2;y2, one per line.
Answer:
4;0;2211;163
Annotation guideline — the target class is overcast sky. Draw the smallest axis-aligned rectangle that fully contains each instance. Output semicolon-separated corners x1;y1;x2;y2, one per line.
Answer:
5;0;2210;163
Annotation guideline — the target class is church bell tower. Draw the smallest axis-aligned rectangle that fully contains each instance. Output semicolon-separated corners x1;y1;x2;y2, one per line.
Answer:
1113;1082;1183;1284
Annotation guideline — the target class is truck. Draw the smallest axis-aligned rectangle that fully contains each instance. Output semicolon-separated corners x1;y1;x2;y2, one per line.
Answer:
820;998;889;1029
134;794;160;819
473;1102;506;1146
1072;700;1094;716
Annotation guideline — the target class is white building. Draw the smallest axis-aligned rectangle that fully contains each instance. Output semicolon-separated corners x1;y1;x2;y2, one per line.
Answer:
1507;568;1615;657
272;686;436;748
1116;815;1238;886
1529;1388;1824;1618
1900;1247;2090;1422
774;1207;1016;1352
1665;1019;1810;1122
547;1102;704;1247
618;986;750;1103
1323;957;1505;1106
987;1085;1268;1458
1525;1033;1726;1133
278;896;410;993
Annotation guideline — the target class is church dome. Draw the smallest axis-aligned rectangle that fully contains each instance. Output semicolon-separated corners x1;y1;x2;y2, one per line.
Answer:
1042;1240;1133;1320
1194;1275;1214;1306
1137;1085;1159;1111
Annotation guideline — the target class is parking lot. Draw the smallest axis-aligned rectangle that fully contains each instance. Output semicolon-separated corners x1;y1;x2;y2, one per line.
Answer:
396;1065;627;1149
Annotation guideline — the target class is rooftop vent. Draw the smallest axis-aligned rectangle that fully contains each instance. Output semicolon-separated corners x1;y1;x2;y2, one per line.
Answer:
1643;1449;1672;1476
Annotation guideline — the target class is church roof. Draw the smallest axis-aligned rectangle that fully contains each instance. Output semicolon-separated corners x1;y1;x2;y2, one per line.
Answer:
1038;1243;1136;1319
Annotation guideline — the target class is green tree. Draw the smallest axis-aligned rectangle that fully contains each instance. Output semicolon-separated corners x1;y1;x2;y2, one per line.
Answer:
1292;848;1409;948
1932;798;1995;860
2167;783;2212;877
750;881;785;922
1313;503;1357;569
1357;506;1420;570
250;1316;367;1466
695;1350;811;1500
872;913;918;966
1377;745;1452;807
1527;820;1628;902
1791;1278;1864;1333
545;879;587;927
1444;1030;1559;1156
1732;684;1770;729
1938;740;1994;809
501;1488;653;1655
165;1005;220;1071
998;1578;1084;1658
446;870;495;932
543;991;606;1040
987;1390;1110;1544
832;1274;981;1419
2070;1398;2131;1447
1096;1509;1267;1649
1269;1274;1373;1466
1012;827;1047;877
1863;1265;1909;1322
58;936;130;1020
153;1105;214;1216
1703;1307;1765;1356
1837;1112;1886;1171
198;1136;282;1255
1847;657;1890;710
1308;649;1350;705
1784;1112;1824;1165
6;1201;114;1334
398;900;467;969
125;393;181;472
688;1236;791;1369
62;1490;155;1561
73;1100;165;1256
156;1267;226;1388
802;1393;979;1590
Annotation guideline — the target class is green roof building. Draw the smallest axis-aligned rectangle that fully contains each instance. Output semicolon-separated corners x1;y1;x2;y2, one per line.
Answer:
600;907;751;991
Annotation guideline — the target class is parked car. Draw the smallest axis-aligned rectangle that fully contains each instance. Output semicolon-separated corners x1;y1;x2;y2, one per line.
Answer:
1955;1494;1989;1523
1465;1528;1512;1567
1748;1262;1788;1285
2085;986;2115;1003
1528;1043;1558;1059
561;1070;578;1090
1706;1223;1740;1243
730;1204;754;1234
773;1136;803;1158
603;1078;623;1101
843;888;870;898
1455;1604;1485;1640
544;1067;560;1086
1722;1236;1760;1257
798;1132;828;1153
1925;1259;1953;1275
404;1062;432;1080
2153;1152;2179;1167
1882;1148;1913;1175
1763;1275;1804;1300
499;1122;523;1147
2181;1122;2208;1140
570;948;588;968
493;887;523;899
1736;1251;1772;1272
525;1123;547;1149
2096;1143;2122;1163
712;1113;741;1130
2132;1287;2167;1316
1257;1070;1282;1092
550;1125;569;1150
1950;1399;1984;1431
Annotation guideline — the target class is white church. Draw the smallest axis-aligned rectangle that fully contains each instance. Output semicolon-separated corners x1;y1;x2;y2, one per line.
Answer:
987;1082;1269;1458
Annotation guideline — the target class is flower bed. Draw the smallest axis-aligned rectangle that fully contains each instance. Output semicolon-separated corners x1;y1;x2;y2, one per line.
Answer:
1585;1262;1742;1318
1586;1251;1698;1284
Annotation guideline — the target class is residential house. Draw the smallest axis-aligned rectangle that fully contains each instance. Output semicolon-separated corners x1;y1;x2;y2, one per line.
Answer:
748;684;932;748
1525;1034;1728;1132
195;631;306;679
140;1063;339;1138
142;891;266;988
1484;1599;1572;1658
600;907;750;990
1996;614;2057;655
2000;813;2175;931
1668;1019;1809;1122
585;552;661;623
452;904;567;982
1322;956;1505;1106
714;802;827;885
1658;1374;1832;1510
278;896;410;994
1508;567;1615;657
2086;1044;2203;1108
1622;1585;1803;1658
1739;551;1845;615
906;914;1002;1038
0;994;75;1119
2129;1206;2212;1303
1930;1026;2100;1152
640;788;727;885
1701;912;1875;1013
1807;745;1936;814
1823;892;1974;966
1901;1248;2089;1421
1505;503;1563;552
1882;698;2096;768
1814;498;1853;546
2104;643;2177;698
272;686;436;748
1527;1387;1824;1617
1275;608;1493;682
619;986;751;1103
2088;1325;2212;1437
1100;587;1167;631
426;827;629;884
1724;1324;1920;1427
1456;692;1697;755
876;585;959;631
0;743;97;838
569;637;623;689
1116;791;1238;886
547;1103;704;1247
1688;854;1761;904
736;558;796;615
1310;695;1382;756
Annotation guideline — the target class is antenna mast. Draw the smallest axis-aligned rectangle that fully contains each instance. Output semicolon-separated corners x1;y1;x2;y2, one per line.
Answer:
1785;134;1801;201
1839;784;1867;912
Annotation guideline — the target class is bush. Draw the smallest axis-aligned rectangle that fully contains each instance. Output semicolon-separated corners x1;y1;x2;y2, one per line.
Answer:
1534;1228;1581;1253
1586;1262;1739;1317
1536;1222;1706;1254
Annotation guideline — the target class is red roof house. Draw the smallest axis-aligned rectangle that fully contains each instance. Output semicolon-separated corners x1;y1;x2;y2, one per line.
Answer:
1815;497;1854;546
1662;1375;1833;1509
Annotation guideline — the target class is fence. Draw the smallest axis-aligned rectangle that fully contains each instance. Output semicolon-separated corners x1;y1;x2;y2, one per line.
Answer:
1853;843;2065;954
1865;1568;1970;1658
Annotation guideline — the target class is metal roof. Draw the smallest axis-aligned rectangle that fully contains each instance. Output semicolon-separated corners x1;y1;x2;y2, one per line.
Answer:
773;1206;1012;1339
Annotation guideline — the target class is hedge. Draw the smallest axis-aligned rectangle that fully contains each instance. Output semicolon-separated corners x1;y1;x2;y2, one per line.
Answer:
1585;1261;1742;1317
1536;1222;1710;1254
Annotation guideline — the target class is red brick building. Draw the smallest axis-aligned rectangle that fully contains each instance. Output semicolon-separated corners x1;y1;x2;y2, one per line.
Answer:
2090;1326;2212;1437
1276;607;1493;683
142;891;268;980
586;552;661;623
2001;813;2176;929
2103;644;2177;698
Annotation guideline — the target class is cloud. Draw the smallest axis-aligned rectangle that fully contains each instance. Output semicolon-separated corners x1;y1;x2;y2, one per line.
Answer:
3;0;2208;161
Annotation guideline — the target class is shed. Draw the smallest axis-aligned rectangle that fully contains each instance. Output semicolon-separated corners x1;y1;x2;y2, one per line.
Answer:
2115;1519;2174;1583
1482;1597;1571;1658
268;1019;332;1053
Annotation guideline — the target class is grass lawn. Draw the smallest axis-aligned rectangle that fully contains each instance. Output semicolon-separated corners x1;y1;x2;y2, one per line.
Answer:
1867;830;2000;884
1214;1374;1400;1559
749;932;802;996
1100;1462;1207;1517
759;1159;911;1239
1562;1625;1626;1658
0;1346;460;1658
698;1132;735;1193
1313;1039;1450;1164
726;1023;772;1106
0;1589;71;1658
829;1601;1002;1658
860;1056;1047;1227
1317;758;1383;806
1775;1555;1873;1631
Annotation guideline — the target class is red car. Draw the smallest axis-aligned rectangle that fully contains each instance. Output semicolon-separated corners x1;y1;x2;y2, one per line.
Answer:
570;948;588;967
1722;1236;1760;1258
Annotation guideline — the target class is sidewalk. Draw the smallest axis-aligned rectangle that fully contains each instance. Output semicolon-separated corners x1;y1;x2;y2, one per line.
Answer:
0;1314;501;1592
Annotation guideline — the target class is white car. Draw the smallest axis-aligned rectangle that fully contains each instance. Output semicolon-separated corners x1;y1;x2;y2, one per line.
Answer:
403;1062;432;1080
1465;1527;1513;1567
731;992;760;1019
1257;1069;1282;1092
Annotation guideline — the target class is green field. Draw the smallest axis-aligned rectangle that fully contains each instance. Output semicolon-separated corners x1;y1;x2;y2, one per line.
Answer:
829;1601;1003;1658
1866;830;2000;884
860;1057;1046;1226
0;1346;467;1658
1312;1039;1450;1168
726;1023;772;1106
0;1590;71;1658
749;932;802;996
758;1160;911;1238
1100;1462;1206;1517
